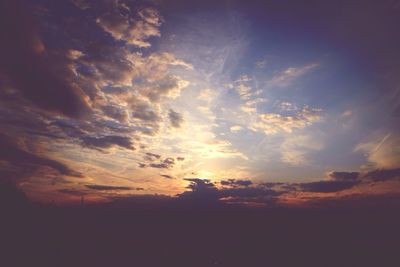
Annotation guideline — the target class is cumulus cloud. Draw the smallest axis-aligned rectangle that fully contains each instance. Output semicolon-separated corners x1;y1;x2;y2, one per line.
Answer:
235;84;253;100
96;7;162;48
178;178;219;202
168;109;184;128
178;178;281;205
253;106;322;135
145;152;162;161
149;157;175;169
131;104;160;122
0;0;90;118
141;76;190;102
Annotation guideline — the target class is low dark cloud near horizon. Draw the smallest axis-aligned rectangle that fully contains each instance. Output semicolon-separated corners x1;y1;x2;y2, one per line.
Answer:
178;178;282;205
85;184;132;191
175;168;400;206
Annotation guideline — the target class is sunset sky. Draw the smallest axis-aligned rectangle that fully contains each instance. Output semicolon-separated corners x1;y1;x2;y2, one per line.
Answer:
1;0;399;205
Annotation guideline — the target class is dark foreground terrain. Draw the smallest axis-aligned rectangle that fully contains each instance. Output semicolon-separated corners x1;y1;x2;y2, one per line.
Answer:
1;188;400;267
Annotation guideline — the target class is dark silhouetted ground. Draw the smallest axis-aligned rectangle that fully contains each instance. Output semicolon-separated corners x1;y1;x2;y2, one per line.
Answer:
1;184;400;267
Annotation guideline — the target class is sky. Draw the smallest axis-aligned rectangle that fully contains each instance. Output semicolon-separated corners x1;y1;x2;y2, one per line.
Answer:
0;0;399;206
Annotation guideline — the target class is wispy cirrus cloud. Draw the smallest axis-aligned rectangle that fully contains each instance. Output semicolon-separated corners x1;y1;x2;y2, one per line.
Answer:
267;63;319;87
355;133;400;169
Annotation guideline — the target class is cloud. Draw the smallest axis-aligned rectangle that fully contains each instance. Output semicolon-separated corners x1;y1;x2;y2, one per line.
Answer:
178;178;219;202
235;84;253;100
220;179;252;187
362;168;400;182
145;152;162;161
101;105;129;123
297;168;363;193
268;63;319;87
131;105;160;123
81;135;134;151
168;109;184;128
96;7;162;48
176;167;397;205
85;184;132;191
178;178;281;205
58;188;86;196
0;0;90;118
327;171;359;181
295;168;399;193
355;133;400;169
280;134;323;166
142;76;190;102
230;125;243;132
253;106;322;135
0;133;82;178
300;180;360;193
160;174;174;179
149;157;175;169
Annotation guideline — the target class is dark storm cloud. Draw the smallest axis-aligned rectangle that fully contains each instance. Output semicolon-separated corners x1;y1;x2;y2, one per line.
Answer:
85;184;132;191
81;135;134;150
0;133;81;178
168;109;184;128
0;0;90;118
